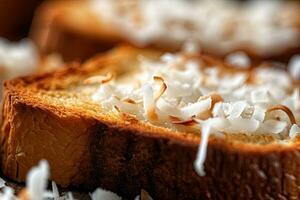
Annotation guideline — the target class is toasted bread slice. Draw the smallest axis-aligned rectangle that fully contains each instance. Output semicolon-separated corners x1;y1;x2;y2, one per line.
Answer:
31;0;300;62
2;45;300;199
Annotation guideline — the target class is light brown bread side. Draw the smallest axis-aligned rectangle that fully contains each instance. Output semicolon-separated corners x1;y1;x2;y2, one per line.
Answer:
2;46;300;200
31;1;300;63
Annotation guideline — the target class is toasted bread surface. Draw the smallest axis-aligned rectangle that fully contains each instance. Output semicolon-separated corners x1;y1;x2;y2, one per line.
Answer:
2;46;300;199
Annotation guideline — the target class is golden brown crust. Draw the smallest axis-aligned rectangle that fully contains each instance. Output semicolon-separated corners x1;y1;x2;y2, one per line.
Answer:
2;46;300;199
31;0;300;63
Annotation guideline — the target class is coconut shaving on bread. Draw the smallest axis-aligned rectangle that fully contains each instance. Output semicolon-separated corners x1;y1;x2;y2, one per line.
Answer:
90;46;300;176
91;0;300;56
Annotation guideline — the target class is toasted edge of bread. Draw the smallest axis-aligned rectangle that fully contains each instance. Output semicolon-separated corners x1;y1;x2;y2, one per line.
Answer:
2;46;300;199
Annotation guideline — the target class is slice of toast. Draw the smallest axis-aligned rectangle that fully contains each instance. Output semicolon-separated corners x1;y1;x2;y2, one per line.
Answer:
2;45;300;200
31;0;300;62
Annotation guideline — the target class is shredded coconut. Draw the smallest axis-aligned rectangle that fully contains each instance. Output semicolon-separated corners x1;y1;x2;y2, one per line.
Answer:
90;188;121;200
26;160;50;200
92;50;300;139
289;124;300;139
0;160;76;200
90;48;300;177
91;0;300;56
288;55;300;80
225;52;251;69
194;123;211;176
0;177;6;188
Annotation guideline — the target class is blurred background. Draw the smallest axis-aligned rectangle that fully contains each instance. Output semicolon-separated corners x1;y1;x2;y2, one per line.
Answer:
1;0;300;78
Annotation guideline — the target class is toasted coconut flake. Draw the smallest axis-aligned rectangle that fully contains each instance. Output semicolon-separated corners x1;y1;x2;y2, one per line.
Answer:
84;73;114;84
170;117;198;126
147;106;158;121
141;189;153;200
198;93;223;119
267;105;296;125
122;98;139;104
113;105;121;113
143;84;158;121
153;76;167;101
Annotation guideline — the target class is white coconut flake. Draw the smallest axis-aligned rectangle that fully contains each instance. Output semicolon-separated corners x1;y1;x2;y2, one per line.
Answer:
229;101;248;118
52;181;59;199
288;55;300;80
227;118;260;133
259;120;287;134
194;123;211;176
289;124;300;139
26;160;49;200
180;97;212;119
251;89;272;104
90;188;121;200
0;177;6;188
225;52;251;69
252;105;266;122
0;187;15;200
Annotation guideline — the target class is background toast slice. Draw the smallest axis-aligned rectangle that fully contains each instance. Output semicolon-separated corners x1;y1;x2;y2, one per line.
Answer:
31;0;300;63
30;0;124;62
2;46;300;199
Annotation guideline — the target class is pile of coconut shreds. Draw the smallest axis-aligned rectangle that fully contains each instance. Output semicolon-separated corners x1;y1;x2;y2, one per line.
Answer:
92;0;300;56
91;45;300;176
0;160;138;200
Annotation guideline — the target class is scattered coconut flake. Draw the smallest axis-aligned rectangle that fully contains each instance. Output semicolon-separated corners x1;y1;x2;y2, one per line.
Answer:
52;181;59;199
90;188;121;200
0;177;6;188
289;124;300;139
225;52;251;69
183;40;200;54
26;160;49;200
288;55;300;80
194;123;211;176
180;97;212;119
84;73;114;84
0;187;15;200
